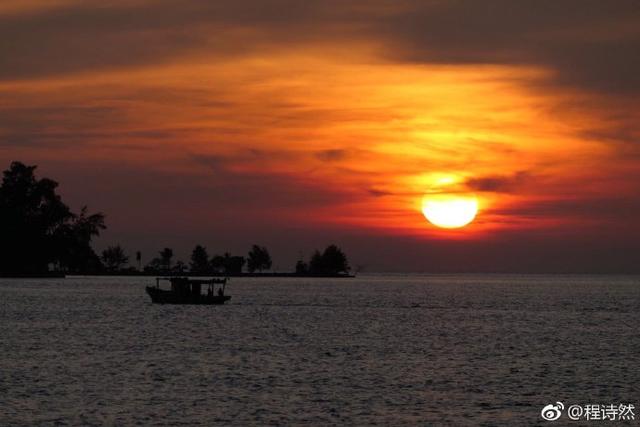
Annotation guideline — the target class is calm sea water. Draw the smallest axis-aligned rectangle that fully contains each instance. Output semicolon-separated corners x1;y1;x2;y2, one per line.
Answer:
1;274;639;426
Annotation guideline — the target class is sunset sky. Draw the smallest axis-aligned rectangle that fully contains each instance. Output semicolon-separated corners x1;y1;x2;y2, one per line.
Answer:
2;0;640;272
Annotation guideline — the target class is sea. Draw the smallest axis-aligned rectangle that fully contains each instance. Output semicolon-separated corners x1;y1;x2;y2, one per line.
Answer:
1;274;639;426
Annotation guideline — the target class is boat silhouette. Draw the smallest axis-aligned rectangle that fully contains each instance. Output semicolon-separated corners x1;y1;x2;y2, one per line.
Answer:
146;277;231;305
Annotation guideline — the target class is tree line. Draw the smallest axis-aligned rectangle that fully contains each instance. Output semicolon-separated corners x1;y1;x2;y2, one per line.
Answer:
100;243;350;276
0;161;351;276
101;244;272;275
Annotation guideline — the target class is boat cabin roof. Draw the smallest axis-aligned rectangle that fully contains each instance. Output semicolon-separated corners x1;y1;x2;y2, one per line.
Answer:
157;277;227;285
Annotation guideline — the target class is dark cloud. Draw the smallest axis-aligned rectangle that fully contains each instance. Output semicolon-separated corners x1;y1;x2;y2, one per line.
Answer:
316;149;349;162
379;0;640;94
466;171;532;193
492;195;640;223
187;152;358;209
580;126;640;146
189;153;228;171
367;188;392;197
0;0;359;79
189;149;300;173
3;0;640;97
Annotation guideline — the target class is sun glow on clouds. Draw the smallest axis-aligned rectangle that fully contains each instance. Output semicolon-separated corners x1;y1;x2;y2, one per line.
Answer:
4;1;640;273
1;47;613;238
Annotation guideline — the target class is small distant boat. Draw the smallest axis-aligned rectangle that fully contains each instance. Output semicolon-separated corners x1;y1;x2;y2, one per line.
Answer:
146;277;231;305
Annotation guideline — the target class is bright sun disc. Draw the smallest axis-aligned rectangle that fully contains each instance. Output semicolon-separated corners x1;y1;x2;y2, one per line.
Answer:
422;194;478;229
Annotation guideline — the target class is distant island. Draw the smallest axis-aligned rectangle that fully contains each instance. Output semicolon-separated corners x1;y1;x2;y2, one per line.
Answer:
0;161;352;278
102;244;353;278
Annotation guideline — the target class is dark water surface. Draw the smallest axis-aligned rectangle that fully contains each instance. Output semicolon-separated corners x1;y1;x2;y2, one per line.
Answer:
1;274;639;425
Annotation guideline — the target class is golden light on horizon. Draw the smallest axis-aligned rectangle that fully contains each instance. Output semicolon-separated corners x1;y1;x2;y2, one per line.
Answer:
0;39;614;239
422;194;479;229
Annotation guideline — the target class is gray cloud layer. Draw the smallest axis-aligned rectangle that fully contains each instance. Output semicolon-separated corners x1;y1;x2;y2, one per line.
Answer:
380;0;640;94
2;0;640;95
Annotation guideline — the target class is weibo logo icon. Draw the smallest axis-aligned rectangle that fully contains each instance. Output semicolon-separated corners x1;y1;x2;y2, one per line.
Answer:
541;402;564;421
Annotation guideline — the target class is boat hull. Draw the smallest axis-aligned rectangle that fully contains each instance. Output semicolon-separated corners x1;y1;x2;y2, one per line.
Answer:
145;286;231;305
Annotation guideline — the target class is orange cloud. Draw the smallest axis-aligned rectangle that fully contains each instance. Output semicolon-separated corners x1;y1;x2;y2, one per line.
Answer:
2;1;640;271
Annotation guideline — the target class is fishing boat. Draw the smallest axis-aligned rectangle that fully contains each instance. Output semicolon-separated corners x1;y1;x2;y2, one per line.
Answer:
146;277;231;305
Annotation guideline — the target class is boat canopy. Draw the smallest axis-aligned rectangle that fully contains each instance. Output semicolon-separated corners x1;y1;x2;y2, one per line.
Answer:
156;277;227;285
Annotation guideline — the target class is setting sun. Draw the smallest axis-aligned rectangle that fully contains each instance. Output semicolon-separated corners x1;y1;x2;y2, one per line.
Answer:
422;194;479;229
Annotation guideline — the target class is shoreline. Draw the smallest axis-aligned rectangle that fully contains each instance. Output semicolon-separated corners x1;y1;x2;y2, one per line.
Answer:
1;272;355;279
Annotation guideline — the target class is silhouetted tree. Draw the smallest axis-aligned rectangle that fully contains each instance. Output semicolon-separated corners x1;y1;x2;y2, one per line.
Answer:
102;245;129;272
209;252;245;274
247;245;272;273
190;245;210;274
172;260;187;275
210;255;225;273
223;252;245;274
144;258;164;274
55;207;106;273
295;259;309;274
159;248;173;272
308;250;325;274
144;248;175;274
0;161;105;274
306;245;350;275
321;244;350;274
136;251;142;271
